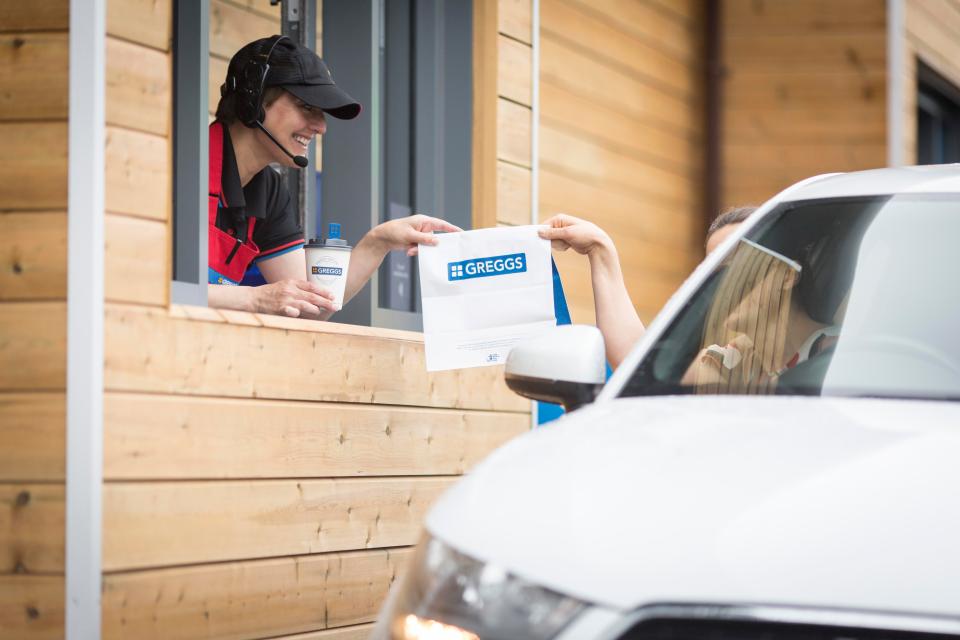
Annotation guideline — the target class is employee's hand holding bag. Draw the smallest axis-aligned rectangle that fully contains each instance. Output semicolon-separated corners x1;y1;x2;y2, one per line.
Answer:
368;214;463;256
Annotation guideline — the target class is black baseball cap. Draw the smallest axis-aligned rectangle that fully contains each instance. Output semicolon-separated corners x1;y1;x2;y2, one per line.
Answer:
234;36;362;120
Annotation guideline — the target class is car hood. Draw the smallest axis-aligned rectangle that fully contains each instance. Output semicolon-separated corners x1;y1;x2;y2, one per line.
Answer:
426;396;960;615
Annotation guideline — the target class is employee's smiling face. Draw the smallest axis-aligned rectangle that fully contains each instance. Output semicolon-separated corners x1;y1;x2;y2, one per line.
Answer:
260;90;327;166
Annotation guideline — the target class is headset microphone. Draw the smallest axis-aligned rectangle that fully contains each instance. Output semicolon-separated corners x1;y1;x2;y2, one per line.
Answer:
254;120;309;168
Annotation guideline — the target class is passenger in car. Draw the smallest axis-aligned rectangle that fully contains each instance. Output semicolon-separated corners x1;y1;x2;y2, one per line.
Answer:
538;207;756;368
687;226;855;394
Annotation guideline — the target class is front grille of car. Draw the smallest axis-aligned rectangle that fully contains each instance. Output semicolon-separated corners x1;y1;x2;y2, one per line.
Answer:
611;605;960;640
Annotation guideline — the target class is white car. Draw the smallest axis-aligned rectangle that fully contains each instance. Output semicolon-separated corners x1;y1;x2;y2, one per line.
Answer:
374;166;960;640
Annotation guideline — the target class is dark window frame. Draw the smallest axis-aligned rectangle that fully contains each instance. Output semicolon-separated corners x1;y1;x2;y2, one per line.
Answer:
322;0;472;330
171;0;210;306
917;60;960;165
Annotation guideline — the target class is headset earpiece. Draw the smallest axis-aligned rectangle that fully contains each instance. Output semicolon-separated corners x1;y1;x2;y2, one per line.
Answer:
230;35;289;128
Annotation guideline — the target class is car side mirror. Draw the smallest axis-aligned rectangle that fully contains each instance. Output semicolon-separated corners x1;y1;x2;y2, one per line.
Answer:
504;325;606;412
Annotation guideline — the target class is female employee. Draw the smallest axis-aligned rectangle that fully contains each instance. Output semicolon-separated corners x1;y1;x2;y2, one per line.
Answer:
208;35;458;319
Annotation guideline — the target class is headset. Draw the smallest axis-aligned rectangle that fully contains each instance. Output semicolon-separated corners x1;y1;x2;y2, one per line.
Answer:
226;34;289;127
223;35;309;168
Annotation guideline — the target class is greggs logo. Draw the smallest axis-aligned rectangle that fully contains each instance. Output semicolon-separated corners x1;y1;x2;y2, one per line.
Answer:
447;253;526;281
311;266;343;276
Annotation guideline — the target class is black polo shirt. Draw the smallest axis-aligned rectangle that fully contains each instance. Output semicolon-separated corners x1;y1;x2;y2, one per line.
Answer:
216;124;305;262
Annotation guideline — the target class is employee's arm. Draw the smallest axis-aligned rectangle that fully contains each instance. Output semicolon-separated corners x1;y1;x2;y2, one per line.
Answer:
340;214;462;306
208;249;337;319
539;214;645;369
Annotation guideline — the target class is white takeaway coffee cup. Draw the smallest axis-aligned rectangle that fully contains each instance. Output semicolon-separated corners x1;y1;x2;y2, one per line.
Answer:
305;222;352;310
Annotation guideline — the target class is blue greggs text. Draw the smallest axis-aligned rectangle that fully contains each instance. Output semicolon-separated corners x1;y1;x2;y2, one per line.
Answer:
447;253;526;281
312;266;343;276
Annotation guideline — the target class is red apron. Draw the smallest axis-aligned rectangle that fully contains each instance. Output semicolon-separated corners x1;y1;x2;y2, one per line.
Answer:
208;122;260;285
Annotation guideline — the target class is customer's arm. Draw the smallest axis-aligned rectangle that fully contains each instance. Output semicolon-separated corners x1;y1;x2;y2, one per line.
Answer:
539;214;644;369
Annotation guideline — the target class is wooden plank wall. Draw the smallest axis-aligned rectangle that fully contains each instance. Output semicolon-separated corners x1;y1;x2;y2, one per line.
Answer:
473;0;535;231
497;0;534;228
900;0;960;164
721;0;888;206
0;3;68;638
96;2;530;639
538;0;706;324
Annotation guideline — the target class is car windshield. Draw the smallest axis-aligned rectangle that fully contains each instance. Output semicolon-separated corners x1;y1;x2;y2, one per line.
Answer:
619;195;960;402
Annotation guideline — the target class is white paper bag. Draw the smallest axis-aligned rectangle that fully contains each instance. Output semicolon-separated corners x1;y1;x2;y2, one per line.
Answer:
418;225;555;371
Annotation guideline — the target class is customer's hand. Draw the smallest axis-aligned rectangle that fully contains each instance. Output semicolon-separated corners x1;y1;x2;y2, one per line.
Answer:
252;279;338;318
681;334;756;386
538;213;613;257
369;214;462;256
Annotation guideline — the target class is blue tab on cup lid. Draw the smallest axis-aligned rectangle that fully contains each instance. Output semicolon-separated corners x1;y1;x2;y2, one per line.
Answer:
324;222;349;248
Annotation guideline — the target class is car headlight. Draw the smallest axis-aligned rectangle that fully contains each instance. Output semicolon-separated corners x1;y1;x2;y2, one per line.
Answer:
382;535;586;640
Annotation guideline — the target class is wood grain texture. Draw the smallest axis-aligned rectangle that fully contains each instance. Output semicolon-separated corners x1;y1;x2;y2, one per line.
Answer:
273;624;374;640
0;123;67;211
724;107;886;144
723;69;886;110
105;126;170;221
724;0;886;33
106;36;172;136
0;2;68;33
540;35;698;135
498;0;532;44
0;33;68;121
103;304;528;412
0;212;66;301
540;80;698;174
0;393;64;482
0;484;63;574
496;161;531;226
102;548;411;640
104;393;527;480
576;0;698;63
497;98;531;168
724;33;885;72
0;575;63;640
103;478;449;570
538;0;704;323
105;213;168;306
723;143;886;174
538;170;699;250
0;302;65;390
720;1;889;206
541;0;696;99
210;0;280;61
473;0;500;230
540;123;695;207
107;0;172;51
497;35;532;106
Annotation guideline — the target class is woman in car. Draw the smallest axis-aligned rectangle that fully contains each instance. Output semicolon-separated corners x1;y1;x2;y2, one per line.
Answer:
538;207;755;368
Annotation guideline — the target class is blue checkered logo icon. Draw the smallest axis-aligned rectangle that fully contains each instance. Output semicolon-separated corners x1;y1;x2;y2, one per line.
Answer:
449;263;464;279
